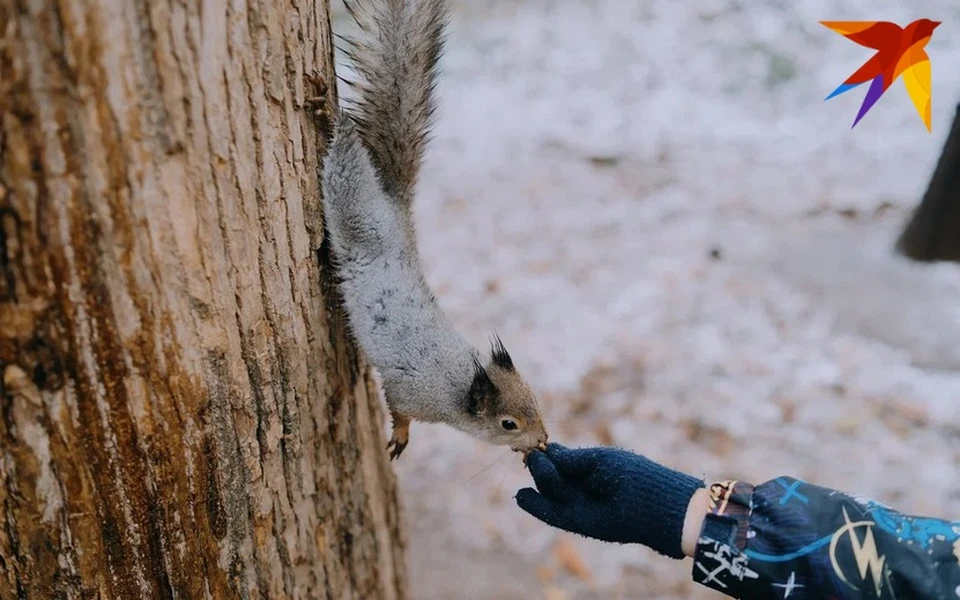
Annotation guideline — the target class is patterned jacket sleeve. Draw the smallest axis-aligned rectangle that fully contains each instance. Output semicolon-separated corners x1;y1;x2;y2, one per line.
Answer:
690;477;960;599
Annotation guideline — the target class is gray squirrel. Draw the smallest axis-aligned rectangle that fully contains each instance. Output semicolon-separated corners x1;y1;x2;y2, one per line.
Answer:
306;0;548;460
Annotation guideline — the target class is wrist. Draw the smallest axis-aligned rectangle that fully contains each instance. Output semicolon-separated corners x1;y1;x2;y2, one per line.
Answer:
681;487;710;556
637;457;705;558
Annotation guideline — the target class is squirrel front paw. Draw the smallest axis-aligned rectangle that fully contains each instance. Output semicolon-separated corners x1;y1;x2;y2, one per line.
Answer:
386;411;411;460
303;69;332;136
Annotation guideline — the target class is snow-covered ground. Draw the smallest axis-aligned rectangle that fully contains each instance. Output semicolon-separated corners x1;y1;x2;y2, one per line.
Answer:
336;1;960;597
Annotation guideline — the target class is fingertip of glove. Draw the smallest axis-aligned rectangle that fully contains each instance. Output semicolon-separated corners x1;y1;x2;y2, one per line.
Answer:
525;448;550;471
516;488;563;526
546;443;587;465
514;487;537;508
544;442;568;455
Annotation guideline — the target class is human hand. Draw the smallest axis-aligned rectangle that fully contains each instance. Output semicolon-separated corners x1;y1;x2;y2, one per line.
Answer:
516;443;704;558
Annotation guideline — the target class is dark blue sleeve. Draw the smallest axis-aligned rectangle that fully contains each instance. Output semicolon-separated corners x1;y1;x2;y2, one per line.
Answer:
690;478;960;599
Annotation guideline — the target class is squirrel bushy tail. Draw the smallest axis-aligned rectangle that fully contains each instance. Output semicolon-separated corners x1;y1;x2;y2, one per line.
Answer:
340;0;447;214
322;113;408;257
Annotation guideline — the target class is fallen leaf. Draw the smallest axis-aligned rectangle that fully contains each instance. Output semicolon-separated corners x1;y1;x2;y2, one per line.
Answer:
833;416;859;435
554;538;593;582
778;401;796;424
536;565;554;583
543;586;569;600
680;418;735;457
594;422;614;445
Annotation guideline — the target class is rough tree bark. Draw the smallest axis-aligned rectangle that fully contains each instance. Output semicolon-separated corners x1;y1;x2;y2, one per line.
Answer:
0;0;407;598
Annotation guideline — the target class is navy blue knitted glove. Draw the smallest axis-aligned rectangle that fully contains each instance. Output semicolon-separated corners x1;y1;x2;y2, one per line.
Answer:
516;443;704;558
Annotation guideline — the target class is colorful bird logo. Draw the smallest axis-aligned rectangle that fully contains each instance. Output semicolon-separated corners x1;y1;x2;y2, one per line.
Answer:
821;19;940;132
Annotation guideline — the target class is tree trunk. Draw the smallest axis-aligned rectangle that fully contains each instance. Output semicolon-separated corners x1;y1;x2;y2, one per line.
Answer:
0;0;407;598
896;101;960;262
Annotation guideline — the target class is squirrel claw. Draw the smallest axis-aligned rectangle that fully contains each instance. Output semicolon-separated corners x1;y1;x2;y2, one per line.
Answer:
304;71;327;103
386;411;411;460
305;69;328;95
303;70;331;128
386;438;408;460
302;69;332;141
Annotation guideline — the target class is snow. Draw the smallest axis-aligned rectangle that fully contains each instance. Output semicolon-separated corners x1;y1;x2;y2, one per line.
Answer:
334;0;960;597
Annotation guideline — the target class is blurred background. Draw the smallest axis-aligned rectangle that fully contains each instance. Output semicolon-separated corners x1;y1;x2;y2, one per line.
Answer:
333;0;960;598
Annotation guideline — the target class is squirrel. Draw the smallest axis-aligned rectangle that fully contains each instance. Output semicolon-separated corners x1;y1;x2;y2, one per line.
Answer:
305;0;548;460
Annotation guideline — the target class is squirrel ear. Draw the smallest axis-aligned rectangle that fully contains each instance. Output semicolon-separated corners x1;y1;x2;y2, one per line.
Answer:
490;334;514;371
468;358;497;415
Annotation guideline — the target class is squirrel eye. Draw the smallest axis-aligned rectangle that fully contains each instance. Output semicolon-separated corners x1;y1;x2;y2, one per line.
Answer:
501;419;517;431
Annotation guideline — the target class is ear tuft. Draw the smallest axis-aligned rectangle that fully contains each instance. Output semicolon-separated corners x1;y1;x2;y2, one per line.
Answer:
468;357;497;415
490;334;514;371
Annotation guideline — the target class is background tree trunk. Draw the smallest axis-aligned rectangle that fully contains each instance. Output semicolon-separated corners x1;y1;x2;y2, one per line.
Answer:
896;101;960;262
0;0;407;598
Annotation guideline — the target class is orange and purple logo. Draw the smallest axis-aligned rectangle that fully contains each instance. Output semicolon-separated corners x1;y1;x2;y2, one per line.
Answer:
821;19;940;132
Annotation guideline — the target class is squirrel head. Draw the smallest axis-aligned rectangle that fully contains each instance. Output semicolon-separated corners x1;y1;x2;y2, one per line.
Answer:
465;336;548;452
